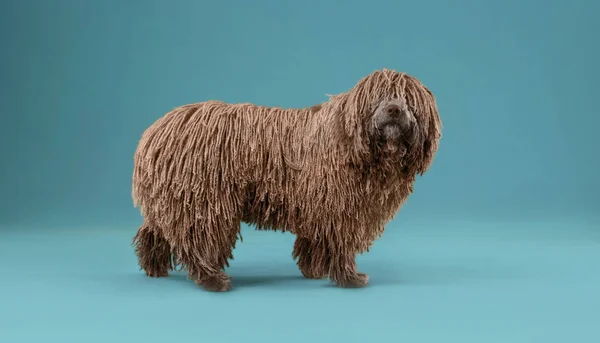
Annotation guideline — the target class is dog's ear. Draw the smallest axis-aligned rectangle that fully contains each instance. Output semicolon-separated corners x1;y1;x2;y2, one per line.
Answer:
343;100;363;140
327;93;368;150
416;103;442;175
343;96;374;160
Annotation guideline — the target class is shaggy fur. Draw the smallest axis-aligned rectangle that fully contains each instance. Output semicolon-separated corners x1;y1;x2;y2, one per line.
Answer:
132;68;442;291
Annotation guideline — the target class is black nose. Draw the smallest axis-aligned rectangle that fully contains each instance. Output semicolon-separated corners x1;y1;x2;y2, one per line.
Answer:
385;104;402;117
384;104;412;128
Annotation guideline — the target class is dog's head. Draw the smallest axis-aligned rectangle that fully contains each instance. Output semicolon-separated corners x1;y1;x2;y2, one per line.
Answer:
331;69;442;175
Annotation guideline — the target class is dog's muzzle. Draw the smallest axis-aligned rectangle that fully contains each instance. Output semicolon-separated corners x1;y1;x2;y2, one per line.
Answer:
374;99;416;141
379;100;415;130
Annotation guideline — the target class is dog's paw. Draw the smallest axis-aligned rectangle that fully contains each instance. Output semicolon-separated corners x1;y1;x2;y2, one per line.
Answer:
197;273;232;292
336;272;369;288
145;267;169;278
300;269;327;280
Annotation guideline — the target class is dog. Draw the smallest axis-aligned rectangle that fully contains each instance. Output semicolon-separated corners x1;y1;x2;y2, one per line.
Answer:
132;68;442;291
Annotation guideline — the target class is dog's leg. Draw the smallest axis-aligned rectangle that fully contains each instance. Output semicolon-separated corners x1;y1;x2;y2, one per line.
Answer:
293;236;329;279
173;219;240;292
327;244;369;288
133;223;172;277
187;257;232;293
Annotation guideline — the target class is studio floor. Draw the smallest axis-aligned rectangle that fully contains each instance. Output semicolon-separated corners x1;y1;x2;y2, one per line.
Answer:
1;218;598;343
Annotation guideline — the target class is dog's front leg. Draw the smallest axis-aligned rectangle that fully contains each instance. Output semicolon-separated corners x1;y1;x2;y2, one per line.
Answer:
327;245;369;288
293;236;330;279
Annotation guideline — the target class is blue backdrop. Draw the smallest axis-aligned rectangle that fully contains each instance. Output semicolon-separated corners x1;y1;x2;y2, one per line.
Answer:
1;1;598;342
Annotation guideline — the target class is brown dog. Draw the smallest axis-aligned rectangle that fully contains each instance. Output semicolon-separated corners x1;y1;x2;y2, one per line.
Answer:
132;68;442;291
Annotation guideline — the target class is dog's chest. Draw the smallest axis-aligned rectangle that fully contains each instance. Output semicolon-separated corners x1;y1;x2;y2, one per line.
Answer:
361;172;412;218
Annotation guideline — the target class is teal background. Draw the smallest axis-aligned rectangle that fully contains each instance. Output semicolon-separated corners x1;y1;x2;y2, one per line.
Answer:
1;0;598;342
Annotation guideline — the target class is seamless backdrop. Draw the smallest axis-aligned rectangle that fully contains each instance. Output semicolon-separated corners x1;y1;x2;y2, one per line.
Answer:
1;1;598;343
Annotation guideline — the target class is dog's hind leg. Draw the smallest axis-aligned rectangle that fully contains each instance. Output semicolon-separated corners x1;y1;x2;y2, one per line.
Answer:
133;223;173;277
173;218;240;292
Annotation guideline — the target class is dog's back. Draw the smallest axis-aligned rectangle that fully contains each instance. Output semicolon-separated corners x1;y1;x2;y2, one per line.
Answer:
132;100;315;231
